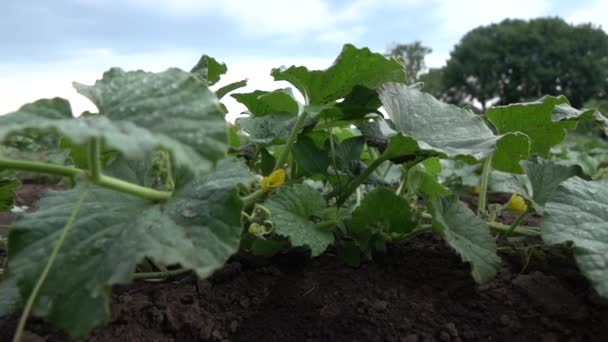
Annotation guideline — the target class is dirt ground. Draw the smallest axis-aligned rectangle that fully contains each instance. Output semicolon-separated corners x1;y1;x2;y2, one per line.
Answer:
0;185;607;342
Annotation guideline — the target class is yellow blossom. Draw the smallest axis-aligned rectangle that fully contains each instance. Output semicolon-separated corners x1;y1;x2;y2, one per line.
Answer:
472;185;481;194
505;193;528;213
261;169;286;192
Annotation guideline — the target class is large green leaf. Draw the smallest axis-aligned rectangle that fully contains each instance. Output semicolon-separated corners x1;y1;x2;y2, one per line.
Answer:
264;184;334;256
521;157;583;213
487;96;576;157
379;83;530;172
271;44;404;105
351;188;417;248
407;158;450;196
232;89;300;116
235;112;294;145
0;68;228;174
326;136;366;171
3;158;252;336
542;177;608;297
190;55;227;86
292;136;330;176
430;196;500;283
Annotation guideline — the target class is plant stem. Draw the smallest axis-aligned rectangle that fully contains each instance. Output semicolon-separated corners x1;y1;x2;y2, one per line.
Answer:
421;212;540;237
504;210;530;237
274;111;309;171
0;156;171;201
477;152;494;217
241;189;266;208
13;185;90;342
132;267;191;280
87;138;102;182
97;175;171;201
314;220;338;230
488;221;540;237
0;157;84;179
336;156;388;207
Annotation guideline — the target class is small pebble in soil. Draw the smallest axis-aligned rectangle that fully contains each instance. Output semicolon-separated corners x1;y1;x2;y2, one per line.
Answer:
438;330;451;341
402;333;419;342
372;299;389;312
500;314;511;326
229;320;239;333
444;322;459;337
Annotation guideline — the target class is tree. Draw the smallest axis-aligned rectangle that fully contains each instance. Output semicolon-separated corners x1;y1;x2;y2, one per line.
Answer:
386;41;432;84
443;17;608;111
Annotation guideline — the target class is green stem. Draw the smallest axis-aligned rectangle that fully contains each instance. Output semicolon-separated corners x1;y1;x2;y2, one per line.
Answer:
97;175;171;201
241;189;266;208
396;164;409;196
132;268;191;281
13;185;90;342
0;156;171;201
274;111;309;171
504;210;530;237
393;225;433;241
336;156;388;207
421;212;540;237
477;152;494;217
488;221;540;237
0;157;84;179
314;220;338;230
87;138;102;182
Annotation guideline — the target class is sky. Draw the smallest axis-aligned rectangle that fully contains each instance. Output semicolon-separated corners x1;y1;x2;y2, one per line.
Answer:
0;0;605;120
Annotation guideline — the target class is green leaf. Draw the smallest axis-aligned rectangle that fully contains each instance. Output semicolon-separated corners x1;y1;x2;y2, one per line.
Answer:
250;238;287;257
327;136;366;171
521;156;583;212
264;184;334;256
0;69;229;174
380;132;438;164
407;158;450;196
259;148;276;176
292;136;330;176
351;188;417;247
429;196;500;283
272;44;404;105
379;83;530;172
4;158;252;336
487;96;576;157
0;170;19;212
232;89;299;116
190;55;227;86
236;113;294;145
541;177;608;297
216;79;248;99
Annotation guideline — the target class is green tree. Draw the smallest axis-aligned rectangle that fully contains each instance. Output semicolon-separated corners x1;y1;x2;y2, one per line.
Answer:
386;41;432;84
419;68;445;99
443;17;608;112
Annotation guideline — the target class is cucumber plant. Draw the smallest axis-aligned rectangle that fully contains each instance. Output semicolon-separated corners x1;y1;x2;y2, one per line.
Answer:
0;44;607;340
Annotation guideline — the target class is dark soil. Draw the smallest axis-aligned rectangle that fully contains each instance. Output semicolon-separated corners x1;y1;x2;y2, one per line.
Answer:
1;185;608;342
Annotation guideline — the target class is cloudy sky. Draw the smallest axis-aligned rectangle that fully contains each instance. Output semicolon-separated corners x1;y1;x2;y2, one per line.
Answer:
0;0;605;119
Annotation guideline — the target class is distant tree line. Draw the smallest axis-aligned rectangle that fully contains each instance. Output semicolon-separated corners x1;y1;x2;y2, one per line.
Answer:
387;17;608;113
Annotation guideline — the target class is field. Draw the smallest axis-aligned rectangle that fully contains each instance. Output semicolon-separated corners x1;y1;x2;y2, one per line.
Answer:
0;44;607;341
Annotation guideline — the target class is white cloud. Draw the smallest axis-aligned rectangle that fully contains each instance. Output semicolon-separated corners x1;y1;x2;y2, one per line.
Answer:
432;0;551;43
569;0;608;30
425;51;450;68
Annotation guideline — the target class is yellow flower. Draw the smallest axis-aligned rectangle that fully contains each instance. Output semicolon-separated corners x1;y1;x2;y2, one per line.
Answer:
472;185;481;194
261;169;286;192
505;193;528;213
